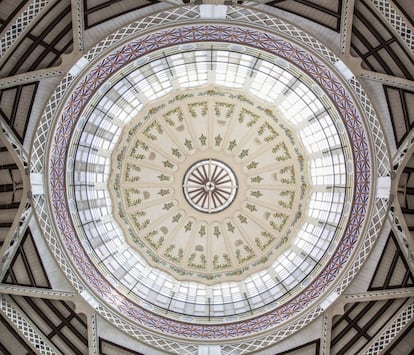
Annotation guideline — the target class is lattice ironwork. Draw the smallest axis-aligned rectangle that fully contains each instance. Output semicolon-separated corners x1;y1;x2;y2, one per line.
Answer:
221;307;324;354
0;0;50;59
96;305;199;355
227;6;340;64
389;208;414;272
0;312;34;354
393;126;414;172
362;300;414;354
391;138;414;271
369;0;414;53
335;198;390;294
0;204;32;282
0;294;61;354
0;1;73;77
50;21;371;335
30;73;73;173
0;116;28;168
231;4;399;180
0;0;29;33
381;318;414;354
83;6;201;61
349;77;391;177
30;195;84;292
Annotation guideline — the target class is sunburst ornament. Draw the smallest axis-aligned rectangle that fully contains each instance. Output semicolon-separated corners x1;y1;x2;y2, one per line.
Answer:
183;159;238;213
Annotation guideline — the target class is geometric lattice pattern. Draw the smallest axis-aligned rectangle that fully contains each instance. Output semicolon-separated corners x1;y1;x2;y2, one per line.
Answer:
364;300;414;354
48;21;372;340
220;307;324;354
0;295;58;354
0;1;29;34
20;2;394;354
0;0;49;58
348;77;390;177
382;319;414;354
369;0;414;53
0;1;72;77
0;312;34;354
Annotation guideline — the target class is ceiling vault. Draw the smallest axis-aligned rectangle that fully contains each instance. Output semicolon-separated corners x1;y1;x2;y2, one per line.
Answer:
0;1;413;354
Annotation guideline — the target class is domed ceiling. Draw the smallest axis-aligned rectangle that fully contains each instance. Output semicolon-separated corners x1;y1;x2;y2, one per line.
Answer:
0;1;413;354
35;5;384;348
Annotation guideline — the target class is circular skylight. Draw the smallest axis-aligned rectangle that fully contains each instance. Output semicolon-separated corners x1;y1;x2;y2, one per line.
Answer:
67;43;351;316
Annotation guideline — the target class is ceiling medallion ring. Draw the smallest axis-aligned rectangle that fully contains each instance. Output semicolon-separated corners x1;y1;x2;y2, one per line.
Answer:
182;159;238;213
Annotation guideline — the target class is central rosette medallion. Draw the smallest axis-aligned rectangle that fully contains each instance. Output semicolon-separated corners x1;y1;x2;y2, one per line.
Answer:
183;159;238;213
110;87;310;283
